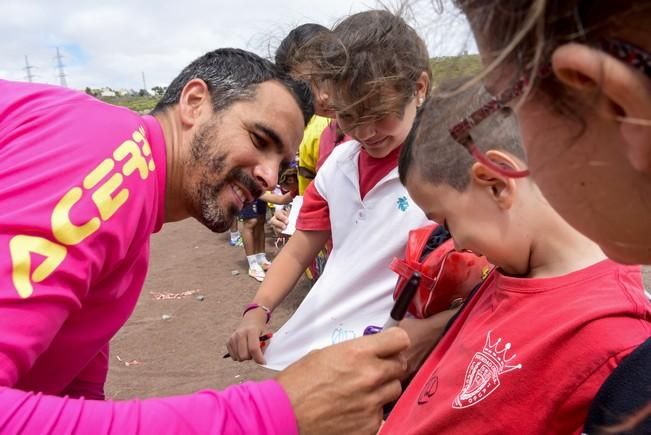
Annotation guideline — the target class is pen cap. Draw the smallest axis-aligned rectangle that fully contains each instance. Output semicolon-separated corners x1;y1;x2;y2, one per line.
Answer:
363;325;383;336
390;272;421;321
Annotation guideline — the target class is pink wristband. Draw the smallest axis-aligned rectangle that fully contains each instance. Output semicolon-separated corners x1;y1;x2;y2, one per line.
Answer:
243;303;272;324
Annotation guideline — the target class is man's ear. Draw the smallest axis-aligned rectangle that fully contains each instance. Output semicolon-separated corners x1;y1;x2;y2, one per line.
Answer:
470;150;519;210
552;43;651;172
178;78;212;128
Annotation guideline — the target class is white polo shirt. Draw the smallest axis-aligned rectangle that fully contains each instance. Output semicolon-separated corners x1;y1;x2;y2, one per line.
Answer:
263;140;429;370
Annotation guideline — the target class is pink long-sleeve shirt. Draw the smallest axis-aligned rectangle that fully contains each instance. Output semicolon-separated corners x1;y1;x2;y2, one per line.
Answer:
0;79;297;434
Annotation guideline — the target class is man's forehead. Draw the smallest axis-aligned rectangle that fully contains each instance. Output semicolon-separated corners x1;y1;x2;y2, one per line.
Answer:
253;80;301;113
249;81;304;140
251;121;299;162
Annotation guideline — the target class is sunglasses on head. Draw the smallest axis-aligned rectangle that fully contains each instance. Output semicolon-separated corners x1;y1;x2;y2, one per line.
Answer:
449;38;651;178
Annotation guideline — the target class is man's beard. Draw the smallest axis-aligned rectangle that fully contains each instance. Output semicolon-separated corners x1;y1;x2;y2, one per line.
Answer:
189;121;262;233
197;168;261;233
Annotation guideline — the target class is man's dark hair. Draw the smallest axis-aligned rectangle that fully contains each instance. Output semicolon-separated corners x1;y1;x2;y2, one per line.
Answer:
275;23;330;75
399;79;525;191
152;48;313;125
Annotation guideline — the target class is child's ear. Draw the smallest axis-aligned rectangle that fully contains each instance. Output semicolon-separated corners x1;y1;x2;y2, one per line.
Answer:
178;78;211;128
415;71;431;102
470;150;519;210
552;43;651;173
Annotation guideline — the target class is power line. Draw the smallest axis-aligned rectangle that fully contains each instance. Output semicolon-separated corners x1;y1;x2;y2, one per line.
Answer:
141;71;148;93
23;55;35;82
55;47;67;88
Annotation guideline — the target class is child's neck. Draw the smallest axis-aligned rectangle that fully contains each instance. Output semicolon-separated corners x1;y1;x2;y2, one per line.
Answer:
525;207;607;279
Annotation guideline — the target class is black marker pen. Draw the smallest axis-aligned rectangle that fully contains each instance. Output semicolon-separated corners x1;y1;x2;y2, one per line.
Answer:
363;272;421;335
383;272;421;329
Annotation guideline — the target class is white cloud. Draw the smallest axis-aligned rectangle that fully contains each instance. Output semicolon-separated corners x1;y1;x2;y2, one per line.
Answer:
0;0;474;90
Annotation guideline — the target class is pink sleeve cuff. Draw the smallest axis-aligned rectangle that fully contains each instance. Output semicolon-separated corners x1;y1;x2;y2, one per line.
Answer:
256;380;298;435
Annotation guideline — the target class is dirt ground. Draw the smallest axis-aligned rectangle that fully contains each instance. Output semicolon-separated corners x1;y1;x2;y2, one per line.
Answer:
105;219;651;400
105;219;309;399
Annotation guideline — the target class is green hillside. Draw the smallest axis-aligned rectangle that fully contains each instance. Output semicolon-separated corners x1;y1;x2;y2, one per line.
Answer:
93;55;481;112
430;54;482;87
99;95;159;113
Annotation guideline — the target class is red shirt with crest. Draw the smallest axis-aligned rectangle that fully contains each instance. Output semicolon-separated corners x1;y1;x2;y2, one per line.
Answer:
381;260;651;435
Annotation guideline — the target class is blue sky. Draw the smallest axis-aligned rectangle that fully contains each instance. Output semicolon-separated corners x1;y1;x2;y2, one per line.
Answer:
1;0;474;90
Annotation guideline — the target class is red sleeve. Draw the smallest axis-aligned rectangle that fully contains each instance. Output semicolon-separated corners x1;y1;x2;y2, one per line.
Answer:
296;183;331;232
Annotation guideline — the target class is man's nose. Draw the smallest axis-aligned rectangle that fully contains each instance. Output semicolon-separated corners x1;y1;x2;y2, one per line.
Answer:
253;160;279;191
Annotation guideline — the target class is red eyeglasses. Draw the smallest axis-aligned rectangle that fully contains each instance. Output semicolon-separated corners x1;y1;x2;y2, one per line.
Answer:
449;38;651;178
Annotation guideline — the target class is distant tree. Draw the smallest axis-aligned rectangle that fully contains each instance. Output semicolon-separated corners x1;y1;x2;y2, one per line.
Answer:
151;86;167;97
138;89;149;97
85;87;101;97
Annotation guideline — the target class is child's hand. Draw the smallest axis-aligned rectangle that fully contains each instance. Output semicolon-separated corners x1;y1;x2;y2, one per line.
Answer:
226;308;269;364
398;308;459;379
270;208;289;235
280;192;293;205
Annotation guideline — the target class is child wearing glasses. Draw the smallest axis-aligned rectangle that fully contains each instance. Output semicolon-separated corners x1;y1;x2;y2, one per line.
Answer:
226;11;433;368
379;82;650;434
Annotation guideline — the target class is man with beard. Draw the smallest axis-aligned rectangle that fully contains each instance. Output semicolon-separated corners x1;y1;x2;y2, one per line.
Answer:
0;48;410;434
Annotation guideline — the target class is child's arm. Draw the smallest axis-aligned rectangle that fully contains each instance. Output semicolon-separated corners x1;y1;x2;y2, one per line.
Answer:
398;308;459;379
260;191;293;205
227;229;330;364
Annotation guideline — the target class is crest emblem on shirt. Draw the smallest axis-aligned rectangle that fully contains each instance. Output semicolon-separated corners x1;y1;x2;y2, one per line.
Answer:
453;330;522;409
397;196;409;212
